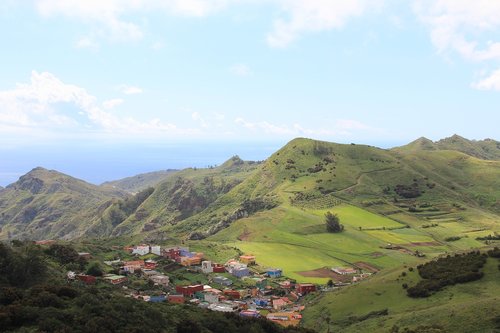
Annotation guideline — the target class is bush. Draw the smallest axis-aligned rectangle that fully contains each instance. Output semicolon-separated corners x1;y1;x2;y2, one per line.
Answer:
325;211;344;233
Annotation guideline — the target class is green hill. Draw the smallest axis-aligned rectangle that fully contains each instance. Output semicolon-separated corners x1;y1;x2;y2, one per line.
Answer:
301;252;500;332
0;167;127;241
101;169;178;193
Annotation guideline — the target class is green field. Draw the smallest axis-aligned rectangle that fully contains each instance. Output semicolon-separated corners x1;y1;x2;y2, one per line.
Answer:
302;256;500;332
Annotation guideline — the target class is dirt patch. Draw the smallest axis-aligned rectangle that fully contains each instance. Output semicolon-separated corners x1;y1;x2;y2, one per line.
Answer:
406;241;440;247
237;228;252;241
370;252;384;258
297;268;352;283
354;262;380;273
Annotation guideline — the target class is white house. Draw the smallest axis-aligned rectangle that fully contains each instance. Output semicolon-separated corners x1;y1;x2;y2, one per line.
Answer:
132;245;150;256
150;245;161;256
150;274;169;287
202;261;213;274
204;292;220;304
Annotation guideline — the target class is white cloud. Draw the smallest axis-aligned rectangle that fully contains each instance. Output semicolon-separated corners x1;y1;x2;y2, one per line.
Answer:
471;69;500;91
234;117;378;137
266;0;382;48
102;98;124;109
74;36;99;50
414;0;500;62
117;85;143;95
230;63;252;77
0;71;198;138
32;1;381;47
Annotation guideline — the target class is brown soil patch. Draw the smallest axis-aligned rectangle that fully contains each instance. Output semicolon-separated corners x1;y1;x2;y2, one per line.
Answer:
297;268;352;283
406;241;440;247
353;262;380;273
371;252;384;258
237;229;252;241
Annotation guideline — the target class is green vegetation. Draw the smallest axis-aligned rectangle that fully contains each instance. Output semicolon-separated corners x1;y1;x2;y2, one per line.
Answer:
0;242;314;333
406;251;487;298
325;211;343;233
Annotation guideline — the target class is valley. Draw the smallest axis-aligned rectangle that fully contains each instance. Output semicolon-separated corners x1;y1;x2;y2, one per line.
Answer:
1;135;499;332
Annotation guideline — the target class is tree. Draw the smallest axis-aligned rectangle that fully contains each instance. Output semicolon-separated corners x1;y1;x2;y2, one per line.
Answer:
86;262;103;277
325;211;343;233
327;279;334;288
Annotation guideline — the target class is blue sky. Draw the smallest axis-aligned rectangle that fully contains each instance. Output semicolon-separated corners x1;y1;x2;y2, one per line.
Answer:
1;0;500;185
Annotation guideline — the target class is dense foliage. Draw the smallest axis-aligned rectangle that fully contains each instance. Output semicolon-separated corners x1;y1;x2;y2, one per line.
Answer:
325;211;344;233
406;251;487;298
0;242;315;333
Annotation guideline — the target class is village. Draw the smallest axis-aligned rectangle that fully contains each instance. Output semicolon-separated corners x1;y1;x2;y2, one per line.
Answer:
63;243;376;327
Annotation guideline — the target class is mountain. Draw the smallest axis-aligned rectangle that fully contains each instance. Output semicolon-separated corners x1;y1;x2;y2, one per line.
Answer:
395;134;500;160
1;136;499;243
0;167;127;240
101;169;178;193
104;156;263;238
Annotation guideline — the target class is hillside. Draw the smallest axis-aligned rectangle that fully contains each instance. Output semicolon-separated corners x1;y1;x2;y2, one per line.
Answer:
301;252;500;332
106;156;264;238
395;134;500;160
0;167;127;241
102;169;178;193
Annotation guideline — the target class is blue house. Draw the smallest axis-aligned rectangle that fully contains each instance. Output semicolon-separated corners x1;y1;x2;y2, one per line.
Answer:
254;299;268;307
232;267;250;278
266;268;282;278
148;295;166;303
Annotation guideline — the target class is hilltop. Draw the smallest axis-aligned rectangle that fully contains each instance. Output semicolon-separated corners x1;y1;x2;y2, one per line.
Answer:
102;169;179;193
0;167;127;240
395;134;500;160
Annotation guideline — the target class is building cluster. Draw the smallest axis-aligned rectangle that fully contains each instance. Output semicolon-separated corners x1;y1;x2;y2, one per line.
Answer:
65;243;379;328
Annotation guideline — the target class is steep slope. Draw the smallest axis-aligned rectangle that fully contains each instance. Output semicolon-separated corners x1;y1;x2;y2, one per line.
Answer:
107;156;263;237
0;167;127;240
164;137;499;241
102;169;178;193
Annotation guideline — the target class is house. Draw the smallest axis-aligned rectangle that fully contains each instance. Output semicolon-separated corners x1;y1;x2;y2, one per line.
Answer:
239;255;256;265
223;289;241;300
204;292;220;304
272;298;287;310
123;246;134;253
212;263;225;273
176;284;204;297
150;274;169;287
132;245;150;256
201;261;213;273
163;247;181;261
332;267;357;275
35;240;56;246
148;295;166;303
75;274;96;285
168;294;185;304
240;310;261;318
103;274;127;285
142;269;160;277
181;256;202;266
145;260;157;269
213;276;233;286
278;280;293;289
150;245;161;256
267;312;302;327
232;267;250;278
266;268;282;278
296;283;316;295
78;252;92;260
254;299;269;307
122;260;145;273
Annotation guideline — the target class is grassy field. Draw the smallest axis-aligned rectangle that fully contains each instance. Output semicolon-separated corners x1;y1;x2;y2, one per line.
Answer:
209;204;435;283
301;256;500;332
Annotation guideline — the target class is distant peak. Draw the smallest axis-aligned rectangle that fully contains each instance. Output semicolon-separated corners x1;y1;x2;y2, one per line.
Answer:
221;155;245;168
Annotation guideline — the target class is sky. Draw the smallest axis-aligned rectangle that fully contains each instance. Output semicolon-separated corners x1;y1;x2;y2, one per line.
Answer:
1;0;500;185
